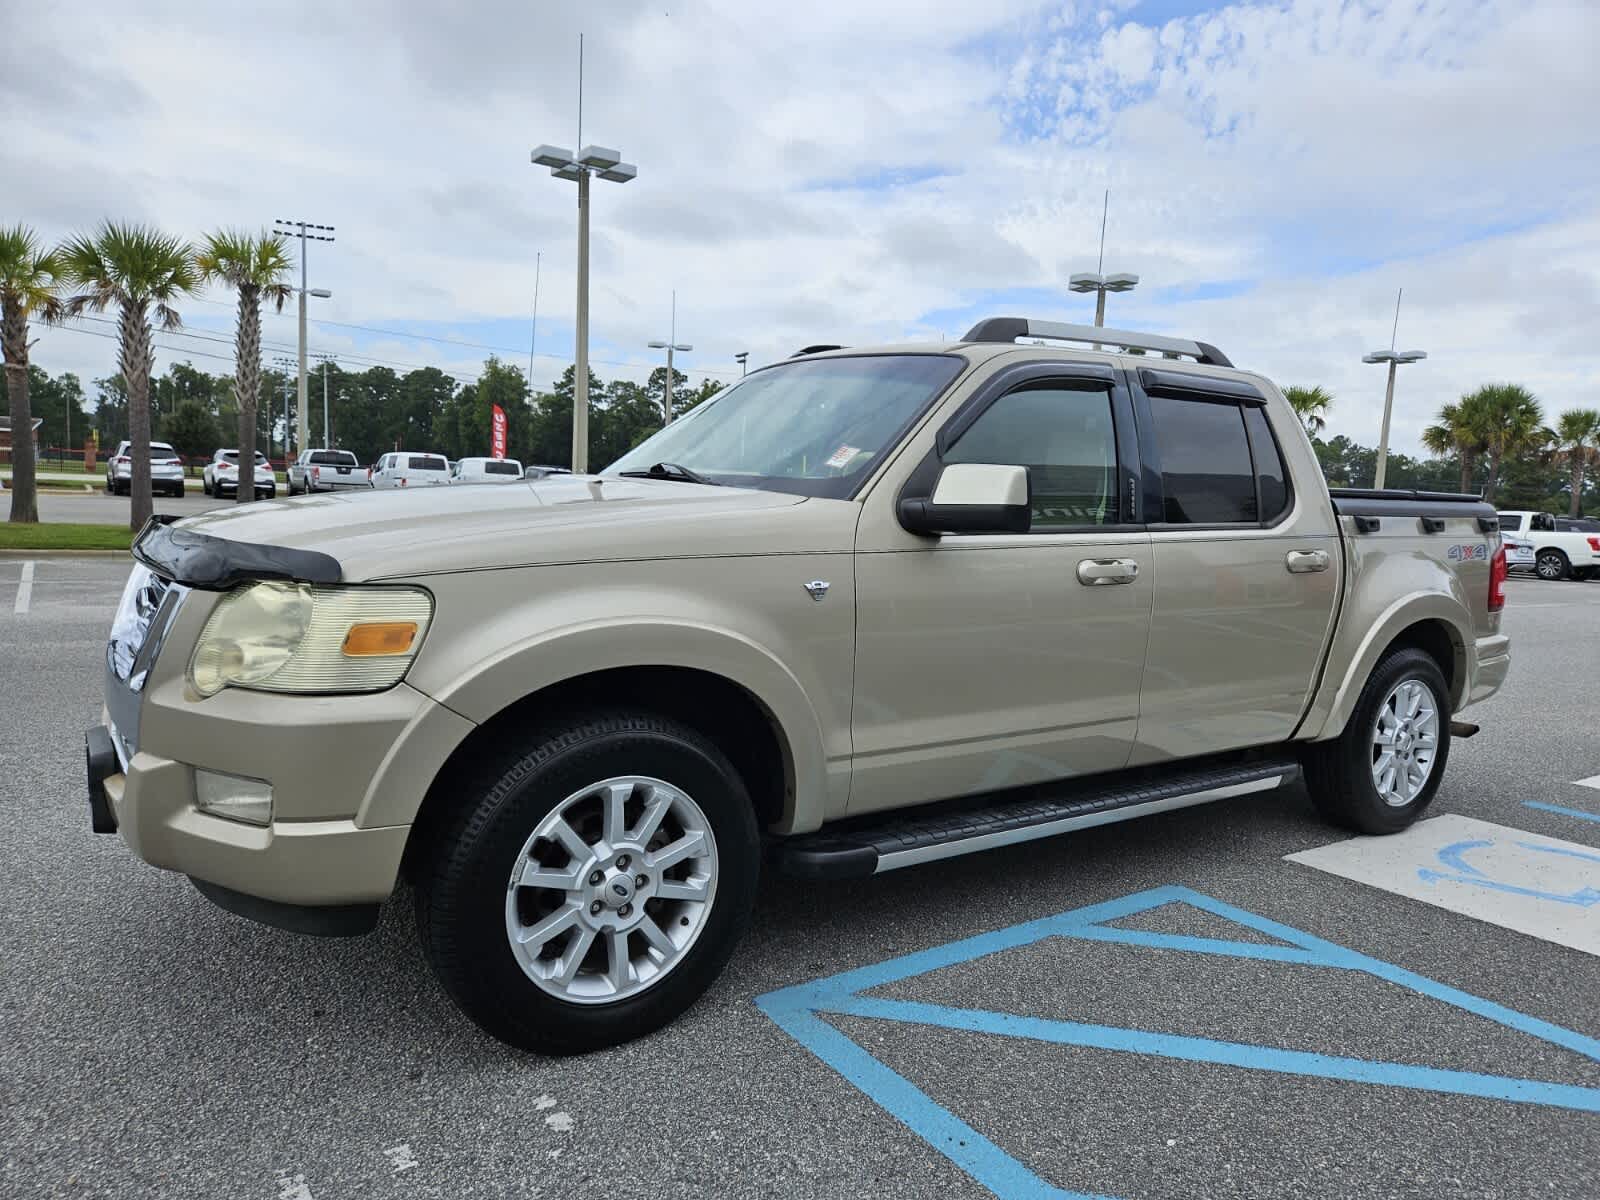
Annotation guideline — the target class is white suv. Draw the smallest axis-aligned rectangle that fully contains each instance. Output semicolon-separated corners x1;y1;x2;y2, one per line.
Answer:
106;441;185;497
203;449;276;499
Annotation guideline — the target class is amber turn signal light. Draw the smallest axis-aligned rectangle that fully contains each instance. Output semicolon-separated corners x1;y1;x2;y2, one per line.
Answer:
341;621;419;657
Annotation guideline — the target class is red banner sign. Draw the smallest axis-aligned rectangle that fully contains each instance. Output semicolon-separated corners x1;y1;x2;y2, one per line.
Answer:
491;404;507;459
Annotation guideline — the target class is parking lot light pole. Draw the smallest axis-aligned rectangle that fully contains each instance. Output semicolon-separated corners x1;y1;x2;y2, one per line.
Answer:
1363;288;1426;491
735;352;748;377
1363;348;1427;490
648;290;692;424
315;353;335;447
531;41;638;472
273;220;335;457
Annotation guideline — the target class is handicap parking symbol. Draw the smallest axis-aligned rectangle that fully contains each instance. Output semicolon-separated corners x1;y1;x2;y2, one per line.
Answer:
756;885;1600;1200
1419;837;1600;907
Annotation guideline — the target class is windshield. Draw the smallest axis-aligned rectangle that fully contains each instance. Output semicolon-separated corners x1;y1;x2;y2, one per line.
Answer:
603;354;965;498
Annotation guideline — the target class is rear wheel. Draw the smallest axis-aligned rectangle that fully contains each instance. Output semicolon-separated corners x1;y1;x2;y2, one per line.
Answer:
1536;549;1570;580
1303;648;1451;834
415;710;759;1054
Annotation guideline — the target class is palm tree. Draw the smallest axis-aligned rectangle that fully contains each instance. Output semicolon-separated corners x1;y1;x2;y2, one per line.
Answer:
1547;408;1600;517
1464;383;1542;503
1283;385;1333;437
1421;399;1488;495
197;231;293;503
60;224;198;530
0;227;66;524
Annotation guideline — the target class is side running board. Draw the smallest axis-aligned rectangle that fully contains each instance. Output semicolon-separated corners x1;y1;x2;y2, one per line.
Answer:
773;756;1300;880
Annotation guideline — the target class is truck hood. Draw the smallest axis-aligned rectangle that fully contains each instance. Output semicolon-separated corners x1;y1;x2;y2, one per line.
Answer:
172;475;819;582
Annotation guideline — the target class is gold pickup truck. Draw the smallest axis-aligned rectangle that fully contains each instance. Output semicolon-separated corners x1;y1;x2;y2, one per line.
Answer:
86;317;1511;1054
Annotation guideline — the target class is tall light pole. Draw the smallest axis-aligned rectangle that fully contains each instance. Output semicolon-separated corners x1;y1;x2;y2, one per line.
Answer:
527;250;542;391
273;219;335;459
1363;288;1427;490
272;355;295;465
1068;190;1138;337
648;291;692;424
735;352;748;377
314;353;335;447
531;35;637;473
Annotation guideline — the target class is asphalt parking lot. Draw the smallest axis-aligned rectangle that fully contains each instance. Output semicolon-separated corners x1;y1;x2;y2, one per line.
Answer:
2;490;229;523
2;561;1597;1200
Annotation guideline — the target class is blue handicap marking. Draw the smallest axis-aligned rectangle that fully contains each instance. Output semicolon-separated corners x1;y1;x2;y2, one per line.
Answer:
1418;838;1600;907
756;885;1600;1200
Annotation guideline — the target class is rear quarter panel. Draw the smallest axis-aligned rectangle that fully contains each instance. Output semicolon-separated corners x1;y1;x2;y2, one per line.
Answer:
1298;513;1498;740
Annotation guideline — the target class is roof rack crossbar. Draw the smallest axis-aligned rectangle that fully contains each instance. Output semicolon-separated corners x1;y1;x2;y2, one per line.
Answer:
961;317;1232;367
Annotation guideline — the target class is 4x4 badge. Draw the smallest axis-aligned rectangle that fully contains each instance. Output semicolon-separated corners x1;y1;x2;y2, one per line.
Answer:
803;580;830;602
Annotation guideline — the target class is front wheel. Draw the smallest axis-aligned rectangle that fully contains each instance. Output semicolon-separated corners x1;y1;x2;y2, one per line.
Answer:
415;711;760;1054
1303;648;1451;834
1536;549;1570;580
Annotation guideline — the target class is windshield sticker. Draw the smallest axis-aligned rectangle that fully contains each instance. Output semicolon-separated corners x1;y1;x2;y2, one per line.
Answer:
825;445;861;470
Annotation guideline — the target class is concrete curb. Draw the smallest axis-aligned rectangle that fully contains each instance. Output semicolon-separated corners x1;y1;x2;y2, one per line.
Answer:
0;549;130;558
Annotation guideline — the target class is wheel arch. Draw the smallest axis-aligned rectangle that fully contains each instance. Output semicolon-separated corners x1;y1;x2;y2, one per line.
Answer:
1301;594;1470;741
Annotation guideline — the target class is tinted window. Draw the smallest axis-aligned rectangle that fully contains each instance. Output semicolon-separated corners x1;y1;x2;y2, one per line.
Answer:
484;460;521;476
150;443;176;456
1532;513;1556;532
1150;395;1257;524
220;451;268;464
1496;512;1522;532
409;456;447;471
1243;406;1289;522
310;451;357;466
944;384;1119;528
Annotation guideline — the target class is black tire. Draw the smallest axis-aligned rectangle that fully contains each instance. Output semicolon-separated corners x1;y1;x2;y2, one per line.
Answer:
1535;549;1570;581
203;479;212;496
1302;647;1451;834
415;710;760;1055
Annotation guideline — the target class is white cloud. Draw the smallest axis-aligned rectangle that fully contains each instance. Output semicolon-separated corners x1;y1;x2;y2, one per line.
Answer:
7;0;1598;448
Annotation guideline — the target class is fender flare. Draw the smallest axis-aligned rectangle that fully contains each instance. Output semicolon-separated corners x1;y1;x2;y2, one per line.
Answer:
413;618;833;833
1301;591;1470;741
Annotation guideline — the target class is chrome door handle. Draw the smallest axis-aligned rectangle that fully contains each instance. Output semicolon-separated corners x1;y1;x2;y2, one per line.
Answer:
1286;549;1331;573
1077;558;1140;585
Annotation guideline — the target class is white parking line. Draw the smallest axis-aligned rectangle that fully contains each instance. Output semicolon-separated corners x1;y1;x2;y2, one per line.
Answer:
1575;776;1600;792
13;561;34;614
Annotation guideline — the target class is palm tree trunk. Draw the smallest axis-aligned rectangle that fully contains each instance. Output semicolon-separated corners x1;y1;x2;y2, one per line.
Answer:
120;302;156;531
1574;455;1587;519
1483;448;1502;503
234;285;260;502
2;297;38;524
1457;449;1473;496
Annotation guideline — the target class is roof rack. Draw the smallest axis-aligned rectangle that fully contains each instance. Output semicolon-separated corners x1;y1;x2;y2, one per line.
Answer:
792;344;846;357
961;317;1232;367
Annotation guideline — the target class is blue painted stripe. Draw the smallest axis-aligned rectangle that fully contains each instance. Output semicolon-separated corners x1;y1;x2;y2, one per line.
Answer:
1525;800;1600;824
755;1000;1113;1200
828;996;1600;1114
1061;925;1333;966
1170;888;1600;1064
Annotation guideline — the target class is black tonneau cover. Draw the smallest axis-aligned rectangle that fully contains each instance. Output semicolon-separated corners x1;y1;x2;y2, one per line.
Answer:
132;515;342;590
1329;488;1496;523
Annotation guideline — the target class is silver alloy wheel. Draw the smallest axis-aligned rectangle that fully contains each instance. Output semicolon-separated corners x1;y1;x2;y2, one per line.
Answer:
504;775;718;1005
1536;551;1566;580
1370;678;1441;807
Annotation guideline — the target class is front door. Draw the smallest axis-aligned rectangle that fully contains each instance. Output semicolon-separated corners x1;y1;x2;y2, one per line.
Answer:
850;362;1152;816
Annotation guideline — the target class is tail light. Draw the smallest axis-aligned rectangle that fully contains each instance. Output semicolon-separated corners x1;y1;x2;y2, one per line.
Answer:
366;467;372;480
115;456;130;465
1488;543;1508;613
1587;537;1600;552
312;467;321;482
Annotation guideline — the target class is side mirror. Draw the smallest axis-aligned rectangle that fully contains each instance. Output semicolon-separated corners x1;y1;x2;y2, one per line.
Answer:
898;463;1031;536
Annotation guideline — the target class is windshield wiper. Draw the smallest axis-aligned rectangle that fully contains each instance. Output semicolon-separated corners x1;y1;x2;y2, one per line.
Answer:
618;462;721;486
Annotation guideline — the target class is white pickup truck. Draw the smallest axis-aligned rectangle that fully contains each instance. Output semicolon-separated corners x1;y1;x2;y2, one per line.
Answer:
1496;510;1600;580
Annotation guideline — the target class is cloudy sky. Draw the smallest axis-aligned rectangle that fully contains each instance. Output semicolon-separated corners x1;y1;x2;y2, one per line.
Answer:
7;0;1598;453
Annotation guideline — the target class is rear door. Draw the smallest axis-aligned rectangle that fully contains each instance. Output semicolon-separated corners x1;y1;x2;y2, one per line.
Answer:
1129;367;1341;763
851;359;1153;814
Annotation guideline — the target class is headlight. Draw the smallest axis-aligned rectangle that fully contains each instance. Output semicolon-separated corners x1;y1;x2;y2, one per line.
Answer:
189;581;432;697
